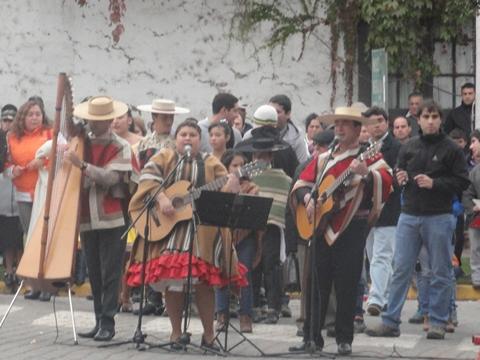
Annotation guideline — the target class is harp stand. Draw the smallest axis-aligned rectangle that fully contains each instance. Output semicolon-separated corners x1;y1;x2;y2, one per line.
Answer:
0;280;79;345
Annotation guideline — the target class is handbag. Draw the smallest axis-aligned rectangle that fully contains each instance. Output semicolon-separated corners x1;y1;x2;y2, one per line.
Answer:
283;252;301;292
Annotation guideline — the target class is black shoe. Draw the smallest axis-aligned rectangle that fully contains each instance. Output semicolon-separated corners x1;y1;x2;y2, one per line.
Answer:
200;337;220;352
94;328;115;341
24;290;41;300
264;310;279;324
337;342;352;355
78;325;99;338
39;292;51;302
288;342;322;352
4;273;14;287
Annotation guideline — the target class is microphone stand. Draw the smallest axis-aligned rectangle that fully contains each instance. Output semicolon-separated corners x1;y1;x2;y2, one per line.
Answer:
100;151;190;350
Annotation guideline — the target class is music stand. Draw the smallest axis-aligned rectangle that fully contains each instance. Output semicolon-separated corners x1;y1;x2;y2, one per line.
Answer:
196;191;272;355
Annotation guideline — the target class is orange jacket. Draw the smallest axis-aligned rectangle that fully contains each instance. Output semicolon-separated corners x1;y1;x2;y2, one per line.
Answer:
7;127;52;198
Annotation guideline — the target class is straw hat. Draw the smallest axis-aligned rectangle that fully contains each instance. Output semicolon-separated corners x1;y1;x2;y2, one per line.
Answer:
319;104;377;126
137;99;189;115
73;96;128;121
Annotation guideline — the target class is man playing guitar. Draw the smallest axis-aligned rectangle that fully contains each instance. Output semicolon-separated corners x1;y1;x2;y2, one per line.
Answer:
288;105;392;356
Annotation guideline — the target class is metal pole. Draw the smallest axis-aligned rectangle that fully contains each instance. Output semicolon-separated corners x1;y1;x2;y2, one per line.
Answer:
0;280;24;328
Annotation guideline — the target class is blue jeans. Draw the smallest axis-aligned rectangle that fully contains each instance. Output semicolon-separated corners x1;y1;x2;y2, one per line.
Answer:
215;234;255;317
382;213;456;329
415;243;457;316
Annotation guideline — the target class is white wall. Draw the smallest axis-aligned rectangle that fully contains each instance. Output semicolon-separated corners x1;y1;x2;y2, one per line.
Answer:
1;0;349;128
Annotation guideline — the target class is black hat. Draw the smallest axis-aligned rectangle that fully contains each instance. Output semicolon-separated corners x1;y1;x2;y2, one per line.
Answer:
234;126;290;153
313;129;335;147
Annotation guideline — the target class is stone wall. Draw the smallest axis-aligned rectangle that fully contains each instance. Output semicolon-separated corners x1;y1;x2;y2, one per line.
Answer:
1;0;349;128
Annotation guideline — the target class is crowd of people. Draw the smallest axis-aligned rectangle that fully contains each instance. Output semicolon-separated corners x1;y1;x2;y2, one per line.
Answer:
0;85;478;355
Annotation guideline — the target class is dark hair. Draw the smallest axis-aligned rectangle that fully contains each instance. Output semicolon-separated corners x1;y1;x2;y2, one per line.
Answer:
132;116;147;136
212;93;238;114
174;119;202;138
28;95;45;110
461;82;475;91
471;129;480;142
304;113;319;131
393;116;411;127
416;99;443;119
185;117;199;124
220;149;247;170
408;91;423;100
126;108;135;132
362;106;388;122
1;104;17;113
12;99;51;138
269;94;291;113
449;128;468;142
208;122;231;138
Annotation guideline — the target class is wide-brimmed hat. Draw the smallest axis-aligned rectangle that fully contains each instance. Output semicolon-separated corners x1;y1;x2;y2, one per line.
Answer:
235;126;290;153
137;99;189;115
73;96;128;121
319;104;377;126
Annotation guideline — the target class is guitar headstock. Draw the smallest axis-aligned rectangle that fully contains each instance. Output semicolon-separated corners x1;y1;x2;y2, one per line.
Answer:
359;141;382;161
237;160;268;179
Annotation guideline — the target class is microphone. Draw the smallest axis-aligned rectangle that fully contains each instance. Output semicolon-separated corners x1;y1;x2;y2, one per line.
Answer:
328;136;340;149
184;144;192;159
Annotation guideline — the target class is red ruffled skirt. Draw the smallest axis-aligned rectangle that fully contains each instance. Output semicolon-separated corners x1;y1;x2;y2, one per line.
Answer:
126;251;248;289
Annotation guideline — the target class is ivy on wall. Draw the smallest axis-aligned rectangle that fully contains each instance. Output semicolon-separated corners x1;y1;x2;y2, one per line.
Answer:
230;0;476;106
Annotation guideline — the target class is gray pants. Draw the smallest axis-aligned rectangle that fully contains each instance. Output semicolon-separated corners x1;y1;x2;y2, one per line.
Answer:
468;228;480;286
17;201;33;243
82;226;126;331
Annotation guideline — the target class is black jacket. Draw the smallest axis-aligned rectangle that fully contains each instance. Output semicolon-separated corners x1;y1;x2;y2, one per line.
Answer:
396;132;470;216
444;102;474;137
375;133;402;226
0;130;6;173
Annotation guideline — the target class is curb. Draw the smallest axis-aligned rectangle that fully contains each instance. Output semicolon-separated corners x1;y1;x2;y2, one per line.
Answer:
407;284;480;301
2;282;480;300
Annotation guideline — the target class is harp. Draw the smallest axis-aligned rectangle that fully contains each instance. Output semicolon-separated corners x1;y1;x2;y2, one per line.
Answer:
16;73;85;292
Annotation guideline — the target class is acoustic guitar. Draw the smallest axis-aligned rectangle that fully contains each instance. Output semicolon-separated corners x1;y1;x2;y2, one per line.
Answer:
296;142;381;240
132;160;268;241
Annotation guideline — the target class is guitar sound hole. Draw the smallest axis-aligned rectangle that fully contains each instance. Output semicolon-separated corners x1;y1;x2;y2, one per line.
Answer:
171;197;184;209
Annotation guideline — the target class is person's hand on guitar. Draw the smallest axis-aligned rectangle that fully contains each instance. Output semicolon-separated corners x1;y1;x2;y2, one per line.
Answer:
224;173;241;193
157;192;175;217
304;193;315;224
349;159;369;177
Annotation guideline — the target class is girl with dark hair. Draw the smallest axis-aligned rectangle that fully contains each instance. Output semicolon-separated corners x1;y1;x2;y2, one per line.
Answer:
215;150;260;333
304;113;322;155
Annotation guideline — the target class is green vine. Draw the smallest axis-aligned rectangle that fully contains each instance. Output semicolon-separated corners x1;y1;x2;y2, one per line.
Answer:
231;0;476;105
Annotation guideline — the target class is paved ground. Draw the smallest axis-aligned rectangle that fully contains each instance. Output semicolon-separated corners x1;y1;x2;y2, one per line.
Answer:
0;295;479;359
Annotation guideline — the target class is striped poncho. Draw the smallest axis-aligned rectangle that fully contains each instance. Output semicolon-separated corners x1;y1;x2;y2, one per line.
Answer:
251;168;292;229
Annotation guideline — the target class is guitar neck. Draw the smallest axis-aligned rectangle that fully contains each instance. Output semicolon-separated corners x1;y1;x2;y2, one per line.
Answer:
190;176;228;200
325;168;353;198
324;150;369;198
